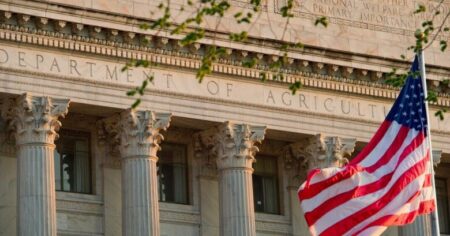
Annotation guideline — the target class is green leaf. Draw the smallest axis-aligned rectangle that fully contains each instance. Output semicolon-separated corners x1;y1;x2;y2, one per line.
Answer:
289;81;302;94
131;99;141;109
315;16;328;27
426;91;438;103
126;90;136;96
440;40;447;52
414;4;426;14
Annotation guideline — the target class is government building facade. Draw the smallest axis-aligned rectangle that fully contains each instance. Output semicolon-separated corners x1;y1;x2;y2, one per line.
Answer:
0;0;449;235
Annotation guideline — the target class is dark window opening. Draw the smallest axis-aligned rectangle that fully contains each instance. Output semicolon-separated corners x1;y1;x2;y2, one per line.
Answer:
54;130;92;194
253;155;280;214
158;143;189;204
436;177;449;234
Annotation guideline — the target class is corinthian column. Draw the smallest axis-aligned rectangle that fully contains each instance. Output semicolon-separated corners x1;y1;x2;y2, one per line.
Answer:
2;93;70;236
118;109;171;236
210;121;265;236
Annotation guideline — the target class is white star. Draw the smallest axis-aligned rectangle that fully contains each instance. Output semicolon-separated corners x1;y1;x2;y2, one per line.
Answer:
410;85;415;89
414;119;418;122
400;103;404;108
411;111;415;115
409;102;413;106
420;93;424;97
413;94;418;98
405;95;410;99
418;109;423;113
403;112;408;116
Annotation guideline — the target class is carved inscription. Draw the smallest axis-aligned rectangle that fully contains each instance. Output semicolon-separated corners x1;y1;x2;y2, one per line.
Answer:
0;44;448;132
277;0;450;33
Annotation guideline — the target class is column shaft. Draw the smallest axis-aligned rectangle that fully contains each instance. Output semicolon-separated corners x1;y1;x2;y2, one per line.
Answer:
401;215;432;236
17;144;57;236
113;109;171;236
122;157;159;236
219;168;256;236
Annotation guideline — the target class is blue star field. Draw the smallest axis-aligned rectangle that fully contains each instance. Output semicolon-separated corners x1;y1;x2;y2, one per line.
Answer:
386;56;429;134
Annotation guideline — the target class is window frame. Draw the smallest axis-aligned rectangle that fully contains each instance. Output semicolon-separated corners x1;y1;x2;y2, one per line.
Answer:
436;177;450;234
157;141;190;205
253;154;281;215
54;129;93;195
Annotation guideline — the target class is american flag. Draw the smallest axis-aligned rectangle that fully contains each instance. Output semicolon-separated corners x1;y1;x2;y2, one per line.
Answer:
298;56;436;236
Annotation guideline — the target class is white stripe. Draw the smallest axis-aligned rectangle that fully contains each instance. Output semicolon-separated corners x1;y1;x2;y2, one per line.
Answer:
345;184;433;235
344;174;427;235
357;226;387;236
301;128;420;212
306;122;405;186
359;121;404;167
310;141;428;234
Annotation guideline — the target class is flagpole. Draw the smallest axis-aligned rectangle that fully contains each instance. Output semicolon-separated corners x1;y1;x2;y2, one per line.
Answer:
418;50;440;236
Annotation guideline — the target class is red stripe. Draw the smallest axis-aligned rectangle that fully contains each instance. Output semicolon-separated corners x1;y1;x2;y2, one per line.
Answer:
365;125;411;172
352;200;435;235
299;129;424;201
423;174;432;188
305;136;427;227
319;151;429;236
304;172;392;225
350;121;391;165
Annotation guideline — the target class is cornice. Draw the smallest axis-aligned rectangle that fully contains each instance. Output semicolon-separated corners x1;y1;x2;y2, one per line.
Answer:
0;9;449;105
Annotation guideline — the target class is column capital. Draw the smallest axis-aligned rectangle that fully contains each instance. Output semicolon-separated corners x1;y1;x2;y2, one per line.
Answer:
1;93;70;145
432;149;442;167
320;135;356;170
215;121;265;170
118;109;171;159
194;129;218;177
287;134;356;171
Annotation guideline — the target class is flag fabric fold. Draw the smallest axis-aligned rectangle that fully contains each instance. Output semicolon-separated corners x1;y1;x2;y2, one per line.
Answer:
298;56;436;236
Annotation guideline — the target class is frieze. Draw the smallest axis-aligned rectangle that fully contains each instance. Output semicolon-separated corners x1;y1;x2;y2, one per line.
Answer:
0;9;449;99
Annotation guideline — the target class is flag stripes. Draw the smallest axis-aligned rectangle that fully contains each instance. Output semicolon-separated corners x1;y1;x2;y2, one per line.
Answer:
298;56;436;236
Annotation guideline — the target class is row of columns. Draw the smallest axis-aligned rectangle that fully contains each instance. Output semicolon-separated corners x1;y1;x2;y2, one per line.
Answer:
0;93;441;236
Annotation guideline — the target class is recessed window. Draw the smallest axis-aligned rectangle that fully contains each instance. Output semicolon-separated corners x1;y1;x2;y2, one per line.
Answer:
253;155;280;214
436;177;449;234
158;143;189;204
54;130;92;194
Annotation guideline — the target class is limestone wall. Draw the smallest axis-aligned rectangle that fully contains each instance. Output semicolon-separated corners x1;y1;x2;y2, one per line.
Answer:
13;0;450;68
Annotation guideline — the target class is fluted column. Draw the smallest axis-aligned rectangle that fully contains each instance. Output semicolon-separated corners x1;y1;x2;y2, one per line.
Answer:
1;93;70;236
203;121;265;236
117;109;171;236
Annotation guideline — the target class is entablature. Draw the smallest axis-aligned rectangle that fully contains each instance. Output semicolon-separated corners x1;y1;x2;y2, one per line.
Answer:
0;6;449;106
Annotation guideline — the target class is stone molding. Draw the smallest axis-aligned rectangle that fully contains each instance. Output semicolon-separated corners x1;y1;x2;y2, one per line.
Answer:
0;10;449;103
1;93;70;145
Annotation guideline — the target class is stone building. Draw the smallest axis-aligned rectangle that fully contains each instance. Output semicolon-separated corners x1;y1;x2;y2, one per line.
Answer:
0;0;449;236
